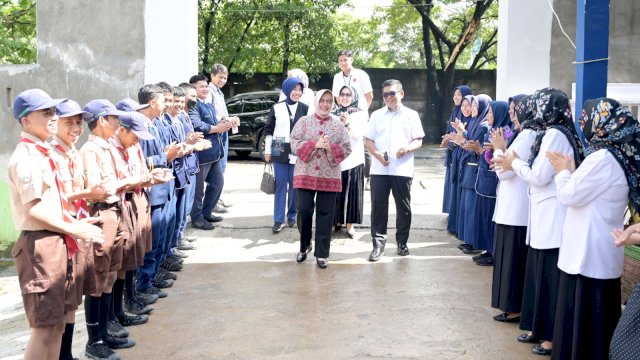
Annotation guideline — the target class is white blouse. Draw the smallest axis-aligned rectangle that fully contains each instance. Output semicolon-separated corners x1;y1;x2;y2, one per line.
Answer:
556;149;627;279
493;129;537;226
511;128;574;249
340;110;368;171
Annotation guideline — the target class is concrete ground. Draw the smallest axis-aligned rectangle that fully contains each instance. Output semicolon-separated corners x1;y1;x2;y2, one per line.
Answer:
0;146;539;360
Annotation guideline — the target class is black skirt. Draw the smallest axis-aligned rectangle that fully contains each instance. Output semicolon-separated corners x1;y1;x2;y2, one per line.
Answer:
551;272;621;360
334;164;364;225
491;224;528;312
610;282;640;360
519;247;560;341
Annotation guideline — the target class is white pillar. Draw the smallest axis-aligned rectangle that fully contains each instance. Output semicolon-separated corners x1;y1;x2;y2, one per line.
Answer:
144;0;198;85
496;0;554;100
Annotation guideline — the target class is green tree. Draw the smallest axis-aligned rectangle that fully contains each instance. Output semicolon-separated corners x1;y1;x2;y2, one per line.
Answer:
406;0;497;132
198;0;347;76
0;0;36;64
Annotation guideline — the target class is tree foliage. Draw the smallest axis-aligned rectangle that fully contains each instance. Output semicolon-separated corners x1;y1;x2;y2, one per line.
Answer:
0;0;36;64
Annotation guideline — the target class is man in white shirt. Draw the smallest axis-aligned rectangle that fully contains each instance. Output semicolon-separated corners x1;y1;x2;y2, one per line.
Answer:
206;64;239;211
363;79;424;261
332;50;374;189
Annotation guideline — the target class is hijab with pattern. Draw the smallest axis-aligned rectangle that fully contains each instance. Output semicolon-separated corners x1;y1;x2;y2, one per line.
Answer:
581;98;640;212
332;85;360;116
527;88;584;167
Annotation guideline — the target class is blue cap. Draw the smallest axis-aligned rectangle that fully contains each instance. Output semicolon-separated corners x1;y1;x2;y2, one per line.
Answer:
13;89;67;120
83;99;127;122
115;98;150;112
118;112;154;140
56;100;91;120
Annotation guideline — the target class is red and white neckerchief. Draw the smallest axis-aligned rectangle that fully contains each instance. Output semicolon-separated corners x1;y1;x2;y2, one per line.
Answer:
20;137;80;258
50;139;91;220
107;145;130;206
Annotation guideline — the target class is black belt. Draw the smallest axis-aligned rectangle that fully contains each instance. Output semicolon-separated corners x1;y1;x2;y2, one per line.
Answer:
90;201;121;209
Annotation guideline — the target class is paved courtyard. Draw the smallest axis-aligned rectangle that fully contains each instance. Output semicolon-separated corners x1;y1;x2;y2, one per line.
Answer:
0;147;539;359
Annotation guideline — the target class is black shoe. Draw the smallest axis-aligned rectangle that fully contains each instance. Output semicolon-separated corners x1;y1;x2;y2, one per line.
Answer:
191;218;215;230
204;214;224;223
368;248;384;262
316;258;328;269
531;344;552;356
166;255;184;264
517;333;538;343
178;240;195;251
287;219;296;228
107;320;129;338
296;245;312;262
124;298;153;315
213;201;229;213
493;312;520;323
134;292;159;305
463;247;482;254
156;268;177;281
472;251;489;261
334;224;342;232
151;278;174;289
475;255;494;266
85;341;120;360
117;313;148;327
272;222;285;233
397;244;410;256
160;260;183;272
457;243;472;251
102;334;136;349
138;285;167;298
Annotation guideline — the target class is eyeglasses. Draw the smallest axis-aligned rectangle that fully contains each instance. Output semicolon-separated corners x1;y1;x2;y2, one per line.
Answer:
382;91;398;98
339;93;352;97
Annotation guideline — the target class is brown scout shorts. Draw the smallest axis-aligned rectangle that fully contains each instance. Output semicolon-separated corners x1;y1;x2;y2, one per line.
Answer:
132;192;152;265
119;196;138;271
90;205;124;273
70;238;96;305
12;230;71;327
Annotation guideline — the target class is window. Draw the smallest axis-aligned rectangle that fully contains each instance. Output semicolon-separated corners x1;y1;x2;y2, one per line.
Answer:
243;98;262;113
226;99;243;115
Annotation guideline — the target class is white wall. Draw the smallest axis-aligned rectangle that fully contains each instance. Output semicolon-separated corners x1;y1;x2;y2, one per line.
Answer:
496;0;554;100
144;0;199;85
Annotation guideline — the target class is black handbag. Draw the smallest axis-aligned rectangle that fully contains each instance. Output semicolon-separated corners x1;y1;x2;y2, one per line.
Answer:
260;162;275;195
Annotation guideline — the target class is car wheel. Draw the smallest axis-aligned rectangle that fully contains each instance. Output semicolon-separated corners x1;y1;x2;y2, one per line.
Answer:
258;132;266;158
235;150;252;157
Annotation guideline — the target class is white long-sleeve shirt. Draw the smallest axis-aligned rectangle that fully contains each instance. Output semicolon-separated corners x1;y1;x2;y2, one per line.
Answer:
556;149;627;279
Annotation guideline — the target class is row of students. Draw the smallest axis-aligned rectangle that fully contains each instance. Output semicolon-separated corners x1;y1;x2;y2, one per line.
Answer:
8;83;213;360
444;86;640;358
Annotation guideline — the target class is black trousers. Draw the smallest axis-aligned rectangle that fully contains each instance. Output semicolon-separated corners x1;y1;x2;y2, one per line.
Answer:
370;175;412;249
297;189;337;258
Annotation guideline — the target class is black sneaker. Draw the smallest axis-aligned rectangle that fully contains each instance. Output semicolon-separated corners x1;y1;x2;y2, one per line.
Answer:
204;214;224;223
473;251;490;262
177;240;195;251
151;278;174;289
85;341;120;360
117;313;148;327
138;286;167;298
272;222;285;233
108;319;129;338
156;268;177;281
165;255;184;264
134;291;159;305
160;260;183;272
102;334;136;349
191;218;215;230
287;219;296;228
125;297;153;315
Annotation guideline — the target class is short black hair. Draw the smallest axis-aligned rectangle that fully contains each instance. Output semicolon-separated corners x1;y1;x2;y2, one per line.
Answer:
157;81;173;94
210;64;228;76
172;86;186;97
180;83;196;91
337;50;353;59
381;79;403;91
189;74;208;85
138;84;163;105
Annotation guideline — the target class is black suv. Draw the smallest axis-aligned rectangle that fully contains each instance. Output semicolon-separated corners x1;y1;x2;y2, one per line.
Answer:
226;90;280;157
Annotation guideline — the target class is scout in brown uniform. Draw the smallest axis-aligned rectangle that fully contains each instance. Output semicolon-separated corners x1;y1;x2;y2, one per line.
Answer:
109;111;170;330
80;99;147;357
51;100;111;360
8;89;103;360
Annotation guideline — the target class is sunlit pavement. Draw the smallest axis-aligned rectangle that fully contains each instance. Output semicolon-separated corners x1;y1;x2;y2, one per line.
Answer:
0;147;538;359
